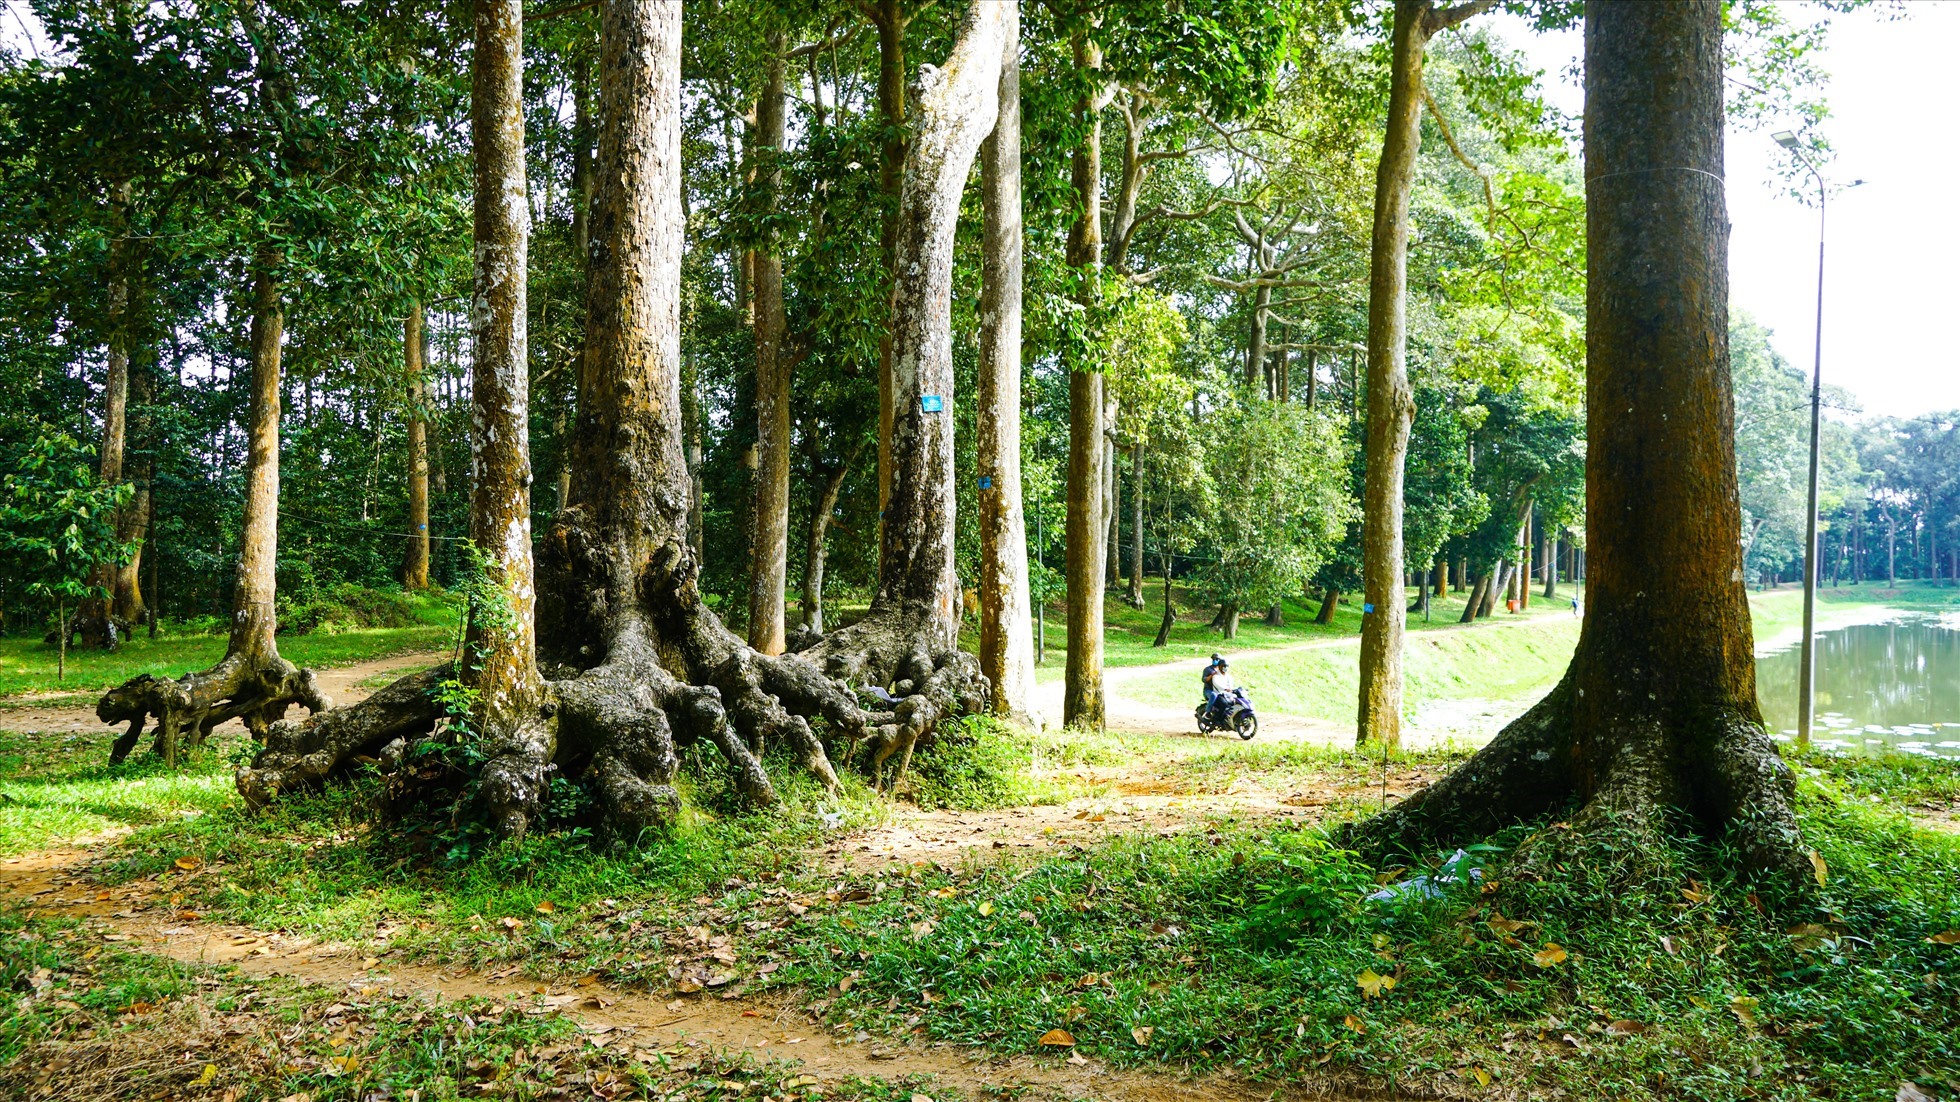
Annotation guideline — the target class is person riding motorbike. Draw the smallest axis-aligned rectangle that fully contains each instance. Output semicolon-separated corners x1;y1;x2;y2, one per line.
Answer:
1202;655;1235;719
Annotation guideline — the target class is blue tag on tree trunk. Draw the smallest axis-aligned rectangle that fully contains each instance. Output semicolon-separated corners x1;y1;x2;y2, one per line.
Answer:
920;394;944;413
1362;602;1375;613
978;475;992;489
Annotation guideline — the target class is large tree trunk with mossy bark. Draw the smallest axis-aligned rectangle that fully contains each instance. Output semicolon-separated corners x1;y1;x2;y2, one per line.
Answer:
238;0;1001;835
1348;0;1812;888
1315;588;1339;624
99;254;326;767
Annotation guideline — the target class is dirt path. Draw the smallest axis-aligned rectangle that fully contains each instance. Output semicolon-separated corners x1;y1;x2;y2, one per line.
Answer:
0;649;447;735
1;846;1405;1102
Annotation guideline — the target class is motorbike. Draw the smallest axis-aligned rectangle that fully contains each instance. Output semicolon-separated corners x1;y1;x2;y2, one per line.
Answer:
1196;685;1259;740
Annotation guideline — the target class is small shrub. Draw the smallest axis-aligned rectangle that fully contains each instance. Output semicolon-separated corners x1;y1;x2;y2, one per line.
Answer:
908;714;1065;811
276;583;424;635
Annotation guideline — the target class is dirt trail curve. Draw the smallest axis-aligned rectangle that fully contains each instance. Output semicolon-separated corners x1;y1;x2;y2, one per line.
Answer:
0;649;449;736
1;847;1415;1102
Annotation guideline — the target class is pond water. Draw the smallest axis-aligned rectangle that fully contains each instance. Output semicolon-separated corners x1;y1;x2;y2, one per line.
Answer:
1756;613;1960;759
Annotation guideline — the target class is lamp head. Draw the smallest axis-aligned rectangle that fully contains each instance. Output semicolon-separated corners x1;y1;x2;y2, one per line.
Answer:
1773;130;1801;150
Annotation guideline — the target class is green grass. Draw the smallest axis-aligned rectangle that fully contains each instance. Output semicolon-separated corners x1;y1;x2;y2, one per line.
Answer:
1028;580;1585;680
0;590;458;699
1750;582;1960;642
750;792;1960;1099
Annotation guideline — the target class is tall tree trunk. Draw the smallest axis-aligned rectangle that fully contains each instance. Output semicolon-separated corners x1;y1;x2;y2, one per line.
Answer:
1315;587;1340;624
77;179;135;648
1356;3;1424;749
1432;556;1446;598
1218;602;1240;640
869;0;909;553
462;0;547;829
403;301;432;590
1104;410;1120;587
101;251;327;766
1542;533;1558;599
1153;518;1175;648
1245;280;1270;391
800;448;854;635
1458;570;1485;623
1356;0;1491;750
747;34;790;655
1305;349;1318;409
978;3;1037;725
1126;443;1146;608
112;360;153;626
1063;31;1108;731
1480;560;1506;617
1352;0;1811;887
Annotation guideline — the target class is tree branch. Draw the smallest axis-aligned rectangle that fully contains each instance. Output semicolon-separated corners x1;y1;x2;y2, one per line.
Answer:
1423;0;1499;36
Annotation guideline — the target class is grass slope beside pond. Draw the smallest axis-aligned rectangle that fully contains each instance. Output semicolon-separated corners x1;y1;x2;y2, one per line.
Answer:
0;588;458;700
1117;582;1960;726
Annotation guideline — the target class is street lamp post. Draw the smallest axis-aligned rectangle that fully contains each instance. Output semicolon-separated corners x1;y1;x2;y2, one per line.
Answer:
1773;130;1861;750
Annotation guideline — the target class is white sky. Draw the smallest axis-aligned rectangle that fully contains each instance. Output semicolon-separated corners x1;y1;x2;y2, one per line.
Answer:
1491;2;1960;421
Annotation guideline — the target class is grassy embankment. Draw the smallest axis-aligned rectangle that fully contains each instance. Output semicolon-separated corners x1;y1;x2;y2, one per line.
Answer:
0;588;458;701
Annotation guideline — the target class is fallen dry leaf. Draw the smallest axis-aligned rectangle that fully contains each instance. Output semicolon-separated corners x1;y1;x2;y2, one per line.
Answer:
1132;1026;1154;1044
977;901;995;917
1532;944;1568;968
1897;1082;1933;1102
1925;930;1960;946
1356;969;1395;998
174;856;201;871
1462;1066;1492;1087
536;900;556;915
1037;1028;1076;1047
1605;1019;1649;1035
909;919;936;942
1808;850;1828;889
1343;1014;1366;1034
1729;994;1760;1029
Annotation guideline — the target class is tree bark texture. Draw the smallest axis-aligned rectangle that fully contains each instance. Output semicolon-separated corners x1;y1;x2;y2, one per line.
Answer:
869;0;908;547
1350;0;1812;889
1063;32;1107;731
463;0;544;782
1126;444;1146;608
99;253;325;767
1354;0;1435;753
977;3;1037;726
799;447;855;635
404;301;432;590
746;33;790;656
238;0;999;835
1315;588;1339;624
112;360;153;625
76;179;135;649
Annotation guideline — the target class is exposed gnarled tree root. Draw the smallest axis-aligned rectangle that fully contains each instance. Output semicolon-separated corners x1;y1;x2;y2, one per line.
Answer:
100;653;328;767
233;540;985;841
